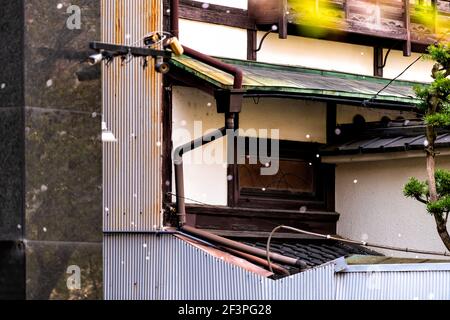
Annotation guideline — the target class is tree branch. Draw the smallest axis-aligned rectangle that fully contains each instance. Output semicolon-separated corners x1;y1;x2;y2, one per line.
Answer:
415;196;428;205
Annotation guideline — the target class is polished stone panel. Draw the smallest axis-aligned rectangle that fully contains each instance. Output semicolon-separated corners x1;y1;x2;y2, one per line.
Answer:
0;1;25;108
25;107;102;242
26;240;102;300
0;241;26;300
24;0;101;112
0;108;24;241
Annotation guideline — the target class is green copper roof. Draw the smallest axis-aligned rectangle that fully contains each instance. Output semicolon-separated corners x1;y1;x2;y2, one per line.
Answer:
171;55;426;106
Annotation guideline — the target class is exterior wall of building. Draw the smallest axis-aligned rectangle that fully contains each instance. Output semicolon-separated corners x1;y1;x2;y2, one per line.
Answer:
0;0;103;300
172;86;228;206
102;0;164;232
172;87;328;205
192;0;248;9
178;3;435;82
383;49;435;83
256;33;375;76
336;155;450;258
240;98;327;143
23;0;103;300
179;19;247;59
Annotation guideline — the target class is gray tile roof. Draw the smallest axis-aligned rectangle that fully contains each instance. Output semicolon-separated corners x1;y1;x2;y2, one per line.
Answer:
240;239;381;276
322;122;450;155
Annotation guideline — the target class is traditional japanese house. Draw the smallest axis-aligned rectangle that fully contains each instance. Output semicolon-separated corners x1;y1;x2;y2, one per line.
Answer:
2;0;450;300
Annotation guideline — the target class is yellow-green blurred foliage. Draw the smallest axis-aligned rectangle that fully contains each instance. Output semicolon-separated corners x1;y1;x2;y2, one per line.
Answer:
290;0;341;37
413;2;448;38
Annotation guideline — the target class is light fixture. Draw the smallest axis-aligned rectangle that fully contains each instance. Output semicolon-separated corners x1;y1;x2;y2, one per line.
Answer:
101;122;117;142
87;53;104;66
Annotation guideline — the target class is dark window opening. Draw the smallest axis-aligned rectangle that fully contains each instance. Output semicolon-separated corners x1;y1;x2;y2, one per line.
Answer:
235;138;335;212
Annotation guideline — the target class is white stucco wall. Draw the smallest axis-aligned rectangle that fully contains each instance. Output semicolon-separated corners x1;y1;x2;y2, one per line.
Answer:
172;87;329;205
172;86;228;205
241;98;327;143
256;33;374;76
383;49;434;83
255;33;434;83
179;19;247;59
336;156;450;258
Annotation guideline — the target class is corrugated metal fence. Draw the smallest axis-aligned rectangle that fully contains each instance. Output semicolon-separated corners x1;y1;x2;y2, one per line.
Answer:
104;234;450;300
102;0;163;232
336;268;450;300
104;234;336;300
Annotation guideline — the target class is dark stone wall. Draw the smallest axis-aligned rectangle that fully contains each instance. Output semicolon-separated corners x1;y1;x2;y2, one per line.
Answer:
0;1;25;242
0;242;25;300
0;0;102;300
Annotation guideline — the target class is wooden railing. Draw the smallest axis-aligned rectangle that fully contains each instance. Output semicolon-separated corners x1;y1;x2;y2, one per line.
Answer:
249;0;450;54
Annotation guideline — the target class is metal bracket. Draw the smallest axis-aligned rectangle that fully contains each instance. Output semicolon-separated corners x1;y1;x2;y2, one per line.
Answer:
89;41;172;59
89;41;172;73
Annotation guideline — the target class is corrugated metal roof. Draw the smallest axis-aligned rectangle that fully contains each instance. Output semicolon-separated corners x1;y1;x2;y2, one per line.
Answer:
170;55;424;105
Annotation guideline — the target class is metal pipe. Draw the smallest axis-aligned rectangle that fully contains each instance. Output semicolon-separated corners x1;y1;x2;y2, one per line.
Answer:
183;47;243;89
170;0;179;38
222;246;291;276
169;0;243;89
173;127;227;226
181;225;308;269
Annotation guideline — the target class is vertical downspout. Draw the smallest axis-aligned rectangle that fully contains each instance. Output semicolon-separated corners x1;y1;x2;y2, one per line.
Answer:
169;0;244;226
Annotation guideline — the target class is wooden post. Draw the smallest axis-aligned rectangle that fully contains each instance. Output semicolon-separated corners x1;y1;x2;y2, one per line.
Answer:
373;46;384;77
403;0;412;57
279;0;288;39
326;102;337;145
247;29;257;61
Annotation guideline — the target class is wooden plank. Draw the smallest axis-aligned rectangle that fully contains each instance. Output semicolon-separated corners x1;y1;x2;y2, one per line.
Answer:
185;204;339;235
164;0;255;29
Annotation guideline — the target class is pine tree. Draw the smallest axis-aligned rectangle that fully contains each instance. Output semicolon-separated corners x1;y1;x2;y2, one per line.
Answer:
403;43;450;251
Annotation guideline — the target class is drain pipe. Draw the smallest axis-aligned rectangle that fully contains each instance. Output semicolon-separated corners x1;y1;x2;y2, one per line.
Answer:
169;0;243;90
167;0;306;271
173;127;227;225
173;131;308;270
182;225;308;269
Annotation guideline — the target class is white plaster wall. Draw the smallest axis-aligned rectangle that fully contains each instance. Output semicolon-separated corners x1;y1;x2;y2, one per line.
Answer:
179;19;247;59
337;105;418;124
172;86;228;205
336;156;450;258
383;49;435;83
172;88;329;205
256;33;374;76
192;0;248;9
240;98;327;143
256;33;434;83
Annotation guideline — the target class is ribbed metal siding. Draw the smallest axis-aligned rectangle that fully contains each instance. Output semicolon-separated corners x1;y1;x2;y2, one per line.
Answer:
104;234;336;300
336;270;450;300
102;0;163;231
